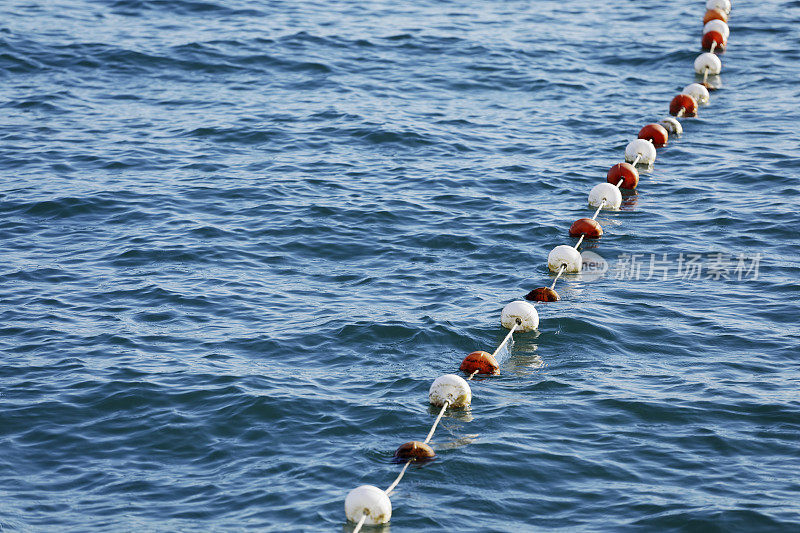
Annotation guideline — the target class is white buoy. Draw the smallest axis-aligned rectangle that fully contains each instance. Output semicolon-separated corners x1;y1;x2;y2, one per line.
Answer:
694;53;722;75
429;374;471;407
345;485;392;525
704;19;730;40
500;300;539;332
625;139;657;165
547;245;583;274
588;183;622;210
660;117;683;136
706;0;731;14
682;83;710;105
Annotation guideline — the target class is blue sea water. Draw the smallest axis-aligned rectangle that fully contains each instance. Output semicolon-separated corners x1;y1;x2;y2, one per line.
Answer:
2;0;800;530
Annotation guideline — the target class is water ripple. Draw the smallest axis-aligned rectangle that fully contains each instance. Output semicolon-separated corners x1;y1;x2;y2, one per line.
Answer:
1;0;799;530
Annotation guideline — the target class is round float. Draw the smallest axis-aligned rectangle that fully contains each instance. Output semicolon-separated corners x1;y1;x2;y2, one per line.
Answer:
459;350;499;375
660;116;683;135
345;485;392;525
670;94;698;117
706;0;731;14
624;139;657;165
429;374;471;408
682;83;710;105
702;30;726;52
588;183;622;210
703;8;727;24
704;19;730;39
547;245;582;273
500;300;539;331
569;218;603;238
394;441;435;461
606;162;639;189
525;287;560;302
694;52;722;75
638;124;669;147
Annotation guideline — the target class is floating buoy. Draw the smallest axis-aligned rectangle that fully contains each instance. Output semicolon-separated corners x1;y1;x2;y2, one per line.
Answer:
525;287;560;302
669;94;698;117
638;123;669;147
429;374;471;408
703;8;727;24
459;350;499;375
569;217;603;238
606;162;639;189
704;19;730;39
500;300;539;331
344;3;741;523
588;182;622;210
660;116;683;135
394;441;436;461
624;139;657;165
682;83;710;105
694;52;722;75
706;0;731;14
547;245;582;273
702;30;726;52
345;485;392;525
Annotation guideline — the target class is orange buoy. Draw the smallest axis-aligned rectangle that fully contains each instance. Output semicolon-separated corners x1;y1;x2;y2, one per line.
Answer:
669;94;698;117
459;350;499;375
394;441;435;461
702;30;726;52
606;162;639;189
703;8;727;24
638;123;669;148
525;287;560;302
569;217;603;238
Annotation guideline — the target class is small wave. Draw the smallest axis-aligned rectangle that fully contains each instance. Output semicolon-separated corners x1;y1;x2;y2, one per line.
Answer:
7;196;126;219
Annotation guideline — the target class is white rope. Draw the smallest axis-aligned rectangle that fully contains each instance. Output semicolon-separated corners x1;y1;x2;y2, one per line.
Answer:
677;107;686;118
490;322;517;360
382;399;450;498
710;41;717;54
703;66;709;84
590;200;605;221
352;512;367;533
385;459;412;496
382;320;518;499
424;401;450;445
570;175;623;259
549;263;566;289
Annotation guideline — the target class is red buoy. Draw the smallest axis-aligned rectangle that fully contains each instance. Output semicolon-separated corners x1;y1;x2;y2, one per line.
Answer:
703;8;727;24
459;351;499;375
525;287;560;302
702;31;726;52
606;162;639;189
569;217;603;238
638;123;669;148
669;94;698;117
394;441;435;461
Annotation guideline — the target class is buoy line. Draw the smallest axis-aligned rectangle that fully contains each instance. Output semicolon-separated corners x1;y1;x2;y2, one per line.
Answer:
344;0;734;528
